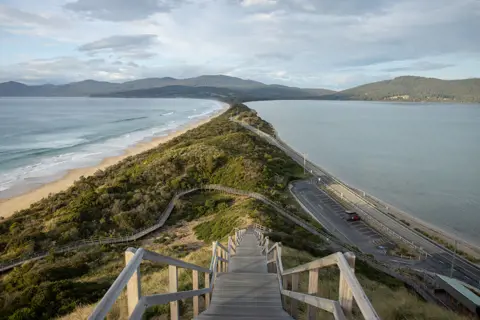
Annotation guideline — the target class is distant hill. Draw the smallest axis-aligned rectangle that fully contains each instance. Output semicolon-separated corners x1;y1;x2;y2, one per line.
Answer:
0;75;333;101
3;75;478;103
91;85;329;102
326;76;480;103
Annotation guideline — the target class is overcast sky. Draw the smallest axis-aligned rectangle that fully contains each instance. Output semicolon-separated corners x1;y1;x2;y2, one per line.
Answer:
1;0;479;89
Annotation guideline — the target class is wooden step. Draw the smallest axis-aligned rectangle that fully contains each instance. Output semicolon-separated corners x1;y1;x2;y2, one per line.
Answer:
195;232;293;320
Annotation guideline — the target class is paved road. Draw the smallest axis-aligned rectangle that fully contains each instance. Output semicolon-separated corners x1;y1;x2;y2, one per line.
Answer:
291;181;395;257
291;180;480;286
234;119;480;288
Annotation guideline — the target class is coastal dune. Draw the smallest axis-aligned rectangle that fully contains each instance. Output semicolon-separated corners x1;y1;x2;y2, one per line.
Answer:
0;105;228;219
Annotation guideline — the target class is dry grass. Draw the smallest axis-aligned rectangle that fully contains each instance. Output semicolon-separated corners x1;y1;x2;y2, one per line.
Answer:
280;247;472;320
57;304;95;320
59;198;252;320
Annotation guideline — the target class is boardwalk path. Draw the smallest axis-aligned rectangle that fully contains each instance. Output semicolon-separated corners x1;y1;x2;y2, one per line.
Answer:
196;229;293;320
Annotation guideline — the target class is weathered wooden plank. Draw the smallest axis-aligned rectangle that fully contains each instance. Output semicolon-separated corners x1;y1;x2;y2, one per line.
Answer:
282;253;339;276
205;272;210;308
291;274;299;318
217;256;228;263
144;288;211;307
222;250;227;272
332;301;347;320
143;250;210;273
282;275;288;309
193;270;199;316
281;289;336;313
336;253;380;319
125;249;141;317
89;248;144;320
169;265;179;320
217;246;222;272
217;242;228;252
277;244;284;274
307;268;319;320
339;252;355;315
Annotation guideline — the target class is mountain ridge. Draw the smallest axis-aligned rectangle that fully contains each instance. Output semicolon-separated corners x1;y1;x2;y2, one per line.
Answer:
1;75;479;102
0;75;333;98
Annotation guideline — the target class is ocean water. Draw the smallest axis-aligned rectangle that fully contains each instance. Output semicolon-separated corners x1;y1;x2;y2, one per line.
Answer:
0;98;224;198
247;100;480;246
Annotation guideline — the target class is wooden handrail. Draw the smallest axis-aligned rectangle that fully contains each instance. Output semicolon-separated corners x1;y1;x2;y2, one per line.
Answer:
89;228;248;320
255;225;380;320
142;251;211;273
89;248;145;320
282;252;339;276
216;242;229;252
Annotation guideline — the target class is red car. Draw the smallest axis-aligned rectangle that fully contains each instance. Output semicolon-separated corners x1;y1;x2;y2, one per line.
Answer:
347;214;361;222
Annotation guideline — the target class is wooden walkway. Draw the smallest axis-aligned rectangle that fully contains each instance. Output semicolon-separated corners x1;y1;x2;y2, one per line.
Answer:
196;230;293;320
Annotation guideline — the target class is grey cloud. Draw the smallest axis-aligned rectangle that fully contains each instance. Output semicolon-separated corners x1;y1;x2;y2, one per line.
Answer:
0;4;68;28
238;0;396;15
79;35;158;51
64;0;186;21
255;53;293;61
0;57;145;84
121;51;158;59
78;35;159;60
383;62;454;72
0;55;232;85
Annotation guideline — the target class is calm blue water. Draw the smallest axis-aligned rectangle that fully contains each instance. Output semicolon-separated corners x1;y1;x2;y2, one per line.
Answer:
247;100;480;245
0;98;224;198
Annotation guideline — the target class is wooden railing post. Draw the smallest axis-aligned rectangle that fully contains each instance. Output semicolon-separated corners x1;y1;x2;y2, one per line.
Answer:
291;273;299;318
273;248;278;273
205;273;210;308
217;246;222;272
211;241;216;268
125;248;140;317
193;270;199;316
339;252;356;315
221;249;226;272
307;268;319;320
169;265;179;320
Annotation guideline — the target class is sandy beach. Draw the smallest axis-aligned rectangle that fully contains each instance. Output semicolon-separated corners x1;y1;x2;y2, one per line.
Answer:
0;104;229;219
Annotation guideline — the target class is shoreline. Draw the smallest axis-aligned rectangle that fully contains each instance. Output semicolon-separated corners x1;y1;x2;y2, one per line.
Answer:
270;126;480;259
320;166;480;255
0;104;229;219
321;165;480;259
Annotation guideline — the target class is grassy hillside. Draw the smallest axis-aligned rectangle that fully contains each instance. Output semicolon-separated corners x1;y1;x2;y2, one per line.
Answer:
327;76;480;102
58;191;467;320
0;189;324;320
0;104;303;264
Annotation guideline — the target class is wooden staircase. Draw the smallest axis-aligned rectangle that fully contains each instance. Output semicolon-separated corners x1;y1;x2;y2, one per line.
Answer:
195;229;293;319
89;225;380;320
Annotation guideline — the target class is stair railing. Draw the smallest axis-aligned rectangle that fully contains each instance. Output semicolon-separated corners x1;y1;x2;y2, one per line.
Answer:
255;226;380;320
89;228;247;320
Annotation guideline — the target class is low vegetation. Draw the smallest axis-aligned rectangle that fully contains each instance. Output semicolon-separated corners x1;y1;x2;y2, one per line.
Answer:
234;109;275;136
281;247;471;320
0;104;306;319
0;104;303;264
0;103;467;320
328;76;480;102
414;228;480;263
